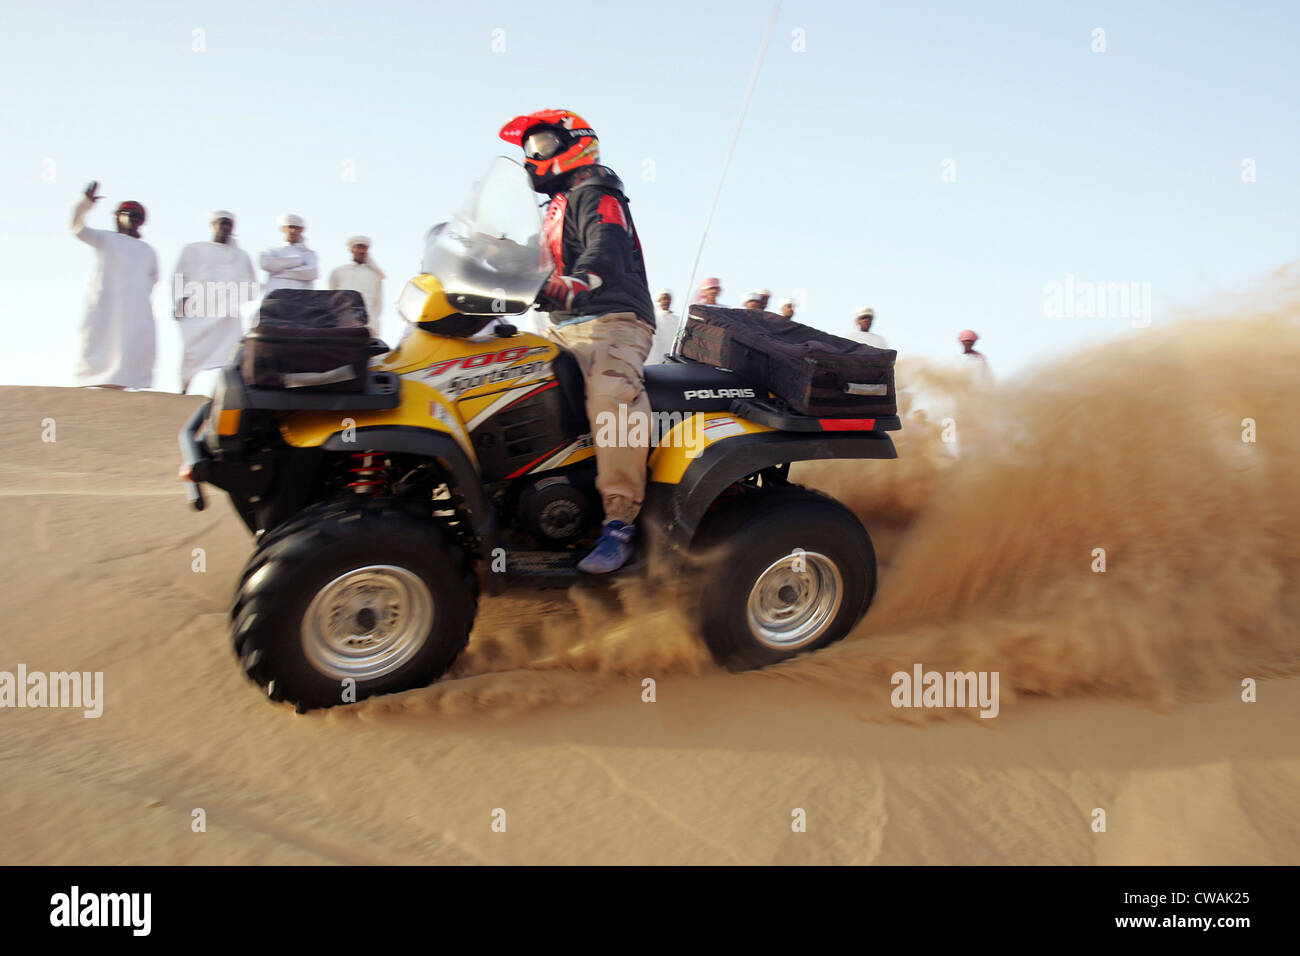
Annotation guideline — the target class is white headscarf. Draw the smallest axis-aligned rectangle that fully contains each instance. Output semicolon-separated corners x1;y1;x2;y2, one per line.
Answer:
344;236;384;278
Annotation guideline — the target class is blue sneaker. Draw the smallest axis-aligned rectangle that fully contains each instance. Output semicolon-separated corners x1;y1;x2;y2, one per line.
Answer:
577;520;636;574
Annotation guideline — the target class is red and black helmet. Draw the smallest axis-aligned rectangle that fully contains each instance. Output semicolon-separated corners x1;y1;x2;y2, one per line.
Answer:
499;109;599;193
115;200;147;223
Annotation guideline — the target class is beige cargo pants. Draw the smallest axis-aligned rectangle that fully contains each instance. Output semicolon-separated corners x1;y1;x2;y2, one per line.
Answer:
548;312;654;524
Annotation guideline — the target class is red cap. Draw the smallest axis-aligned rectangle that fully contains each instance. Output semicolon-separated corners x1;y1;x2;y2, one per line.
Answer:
115;200;146;222
958;329;978;342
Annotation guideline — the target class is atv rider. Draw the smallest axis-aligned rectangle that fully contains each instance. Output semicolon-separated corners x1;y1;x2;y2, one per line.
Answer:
499;109;656;574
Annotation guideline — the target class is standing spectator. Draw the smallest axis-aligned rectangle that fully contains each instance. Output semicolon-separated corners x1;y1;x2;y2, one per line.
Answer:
328;236;386;336
957;329;994;386
172;211;256;393
755;288;771;311
695;277;722;305
647;288;678;364
259;214;318;295
742;291;763;310
848;306;889;349
70;181;157;389
776;297;796;319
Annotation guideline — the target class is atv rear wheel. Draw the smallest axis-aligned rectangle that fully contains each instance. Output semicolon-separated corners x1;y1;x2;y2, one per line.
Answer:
232;499;477;710
692;486;876;671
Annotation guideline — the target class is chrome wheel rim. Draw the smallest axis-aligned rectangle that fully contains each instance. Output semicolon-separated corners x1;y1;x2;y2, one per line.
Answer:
301;565;433;681
746;551;843;649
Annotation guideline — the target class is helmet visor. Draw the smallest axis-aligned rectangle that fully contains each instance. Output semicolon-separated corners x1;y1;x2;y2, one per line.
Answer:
522;129;565;161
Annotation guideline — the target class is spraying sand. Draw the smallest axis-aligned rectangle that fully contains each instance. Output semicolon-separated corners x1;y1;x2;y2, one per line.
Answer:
0;305;1297;864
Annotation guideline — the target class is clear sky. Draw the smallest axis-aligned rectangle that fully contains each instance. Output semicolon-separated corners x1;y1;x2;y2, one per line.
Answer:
1;0;1296;392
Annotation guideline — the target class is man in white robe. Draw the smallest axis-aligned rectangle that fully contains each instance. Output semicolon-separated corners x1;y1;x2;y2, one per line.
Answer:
328;236;385;337
259;214;318;295
172;211;257;392
956;329;994;387
848;306;889;349
647;288;678;364
71;182;158;388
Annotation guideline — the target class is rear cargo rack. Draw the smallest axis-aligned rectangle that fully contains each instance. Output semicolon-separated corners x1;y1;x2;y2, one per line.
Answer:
730;397;900;433
239;370;401;411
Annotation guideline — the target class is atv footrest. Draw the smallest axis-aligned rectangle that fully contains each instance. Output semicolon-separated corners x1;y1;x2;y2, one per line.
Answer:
500;550;643;590
730;397;901;433
502;550;582;590
508;550;580;573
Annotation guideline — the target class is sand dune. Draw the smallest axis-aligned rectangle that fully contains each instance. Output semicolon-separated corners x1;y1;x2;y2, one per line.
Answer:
1;304;1297;864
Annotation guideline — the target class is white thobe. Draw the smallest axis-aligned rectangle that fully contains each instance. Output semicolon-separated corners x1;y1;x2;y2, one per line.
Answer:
259;242;318;294
328;261;385;336
847;329;890;350
647;309;679;364
172;240;258;391
71;197;158;388
956;351;995;387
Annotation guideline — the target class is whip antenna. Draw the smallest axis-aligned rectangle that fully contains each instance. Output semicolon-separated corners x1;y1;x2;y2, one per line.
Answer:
672;0;783;354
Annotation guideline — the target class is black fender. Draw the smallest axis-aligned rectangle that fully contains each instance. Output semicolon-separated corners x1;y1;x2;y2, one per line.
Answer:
642;430;898;557
321;426;498;578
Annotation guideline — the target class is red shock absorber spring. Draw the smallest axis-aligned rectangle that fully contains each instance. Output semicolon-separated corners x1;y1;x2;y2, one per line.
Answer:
347;451;387;494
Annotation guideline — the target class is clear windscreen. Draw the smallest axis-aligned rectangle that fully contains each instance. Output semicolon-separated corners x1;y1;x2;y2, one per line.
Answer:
419;157;551;316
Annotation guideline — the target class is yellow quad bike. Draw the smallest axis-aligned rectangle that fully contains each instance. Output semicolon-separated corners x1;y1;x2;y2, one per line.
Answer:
179;158;901;710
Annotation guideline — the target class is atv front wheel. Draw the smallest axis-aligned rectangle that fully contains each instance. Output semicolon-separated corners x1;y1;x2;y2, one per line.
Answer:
231;499;477;710
693;486;876;671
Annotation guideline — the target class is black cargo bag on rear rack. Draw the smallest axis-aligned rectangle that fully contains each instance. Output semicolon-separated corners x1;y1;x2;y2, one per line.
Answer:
679;305;897;417
241;289;372;392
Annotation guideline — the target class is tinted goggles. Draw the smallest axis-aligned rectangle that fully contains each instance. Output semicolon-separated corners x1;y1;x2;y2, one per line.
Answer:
522;129;566;161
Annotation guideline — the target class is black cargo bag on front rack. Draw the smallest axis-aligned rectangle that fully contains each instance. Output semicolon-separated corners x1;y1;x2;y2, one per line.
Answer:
679;305;897;417
241;289;372;392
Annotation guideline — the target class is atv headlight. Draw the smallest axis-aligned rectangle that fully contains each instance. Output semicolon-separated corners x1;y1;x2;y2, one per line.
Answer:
397;274;456;325
396;279;430;324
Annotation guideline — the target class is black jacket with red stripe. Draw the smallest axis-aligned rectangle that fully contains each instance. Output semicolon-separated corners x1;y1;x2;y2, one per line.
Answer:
542;166;655;327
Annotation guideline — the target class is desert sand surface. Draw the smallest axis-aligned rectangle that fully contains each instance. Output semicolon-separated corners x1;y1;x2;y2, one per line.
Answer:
1;308;1298;865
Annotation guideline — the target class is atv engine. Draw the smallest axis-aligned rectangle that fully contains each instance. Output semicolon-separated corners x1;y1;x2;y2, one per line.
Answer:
515;474;599;547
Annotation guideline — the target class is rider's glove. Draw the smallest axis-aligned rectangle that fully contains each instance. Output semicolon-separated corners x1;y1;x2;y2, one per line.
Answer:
539;271;602;312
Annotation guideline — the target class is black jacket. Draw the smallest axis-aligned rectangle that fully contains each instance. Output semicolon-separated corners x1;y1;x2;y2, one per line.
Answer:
542;166;655;327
